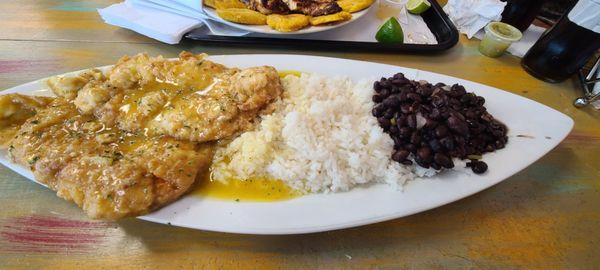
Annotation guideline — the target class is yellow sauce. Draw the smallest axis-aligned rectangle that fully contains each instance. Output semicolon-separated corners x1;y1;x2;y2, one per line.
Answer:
278;70;302;78
189;70;303;202
376;1;402;20
192;173;299;202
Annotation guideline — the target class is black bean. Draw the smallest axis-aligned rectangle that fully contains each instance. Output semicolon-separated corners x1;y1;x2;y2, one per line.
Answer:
379;88;390;98
476;96;485;106
429;139;443;152
393;137;404;146
434;125;449;138
399;127;412;138
417;147;433;163
431;95;447;108
383;96;400;107
407;114;417;129
396;115;407;128
424;119;438;130
372;105;385;117
491;129;504;137
392;150;410;162
469;161;488;174
378;117;391;129
440;109;450;119
401;160;413;165
405;143;417;153
429;108;441;120
460;94;472;104
392;79;407;86
410;132;421;145
407;93;422;103
440;137;455;150
434;153;454;168
416;86;433;97
452;84;466;94
464;110;477;119
383;109;395;119
447;116;469;135
374;81;382;92
400;104;412;114
415;157;430;168
389;125;399;135
410;103;421;114
450;110;466;121
381;80;392;88
372;94;384;103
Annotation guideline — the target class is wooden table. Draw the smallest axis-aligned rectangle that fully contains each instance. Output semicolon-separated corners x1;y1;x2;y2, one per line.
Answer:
1;1;598;269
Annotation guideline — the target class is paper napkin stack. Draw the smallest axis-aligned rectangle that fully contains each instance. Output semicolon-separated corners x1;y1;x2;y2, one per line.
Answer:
99;0;248;44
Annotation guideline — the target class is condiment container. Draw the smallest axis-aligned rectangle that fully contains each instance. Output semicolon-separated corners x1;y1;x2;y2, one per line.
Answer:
478;22;523;58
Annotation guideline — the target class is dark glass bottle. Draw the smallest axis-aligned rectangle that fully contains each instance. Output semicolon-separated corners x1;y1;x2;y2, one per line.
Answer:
521;0;600;83
500;0;546;32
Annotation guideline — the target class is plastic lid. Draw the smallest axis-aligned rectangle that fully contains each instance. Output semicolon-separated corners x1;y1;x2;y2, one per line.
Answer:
485;22;523;42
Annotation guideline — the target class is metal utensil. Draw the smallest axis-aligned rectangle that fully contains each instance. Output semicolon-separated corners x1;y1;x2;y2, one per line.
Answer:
574;55;600;108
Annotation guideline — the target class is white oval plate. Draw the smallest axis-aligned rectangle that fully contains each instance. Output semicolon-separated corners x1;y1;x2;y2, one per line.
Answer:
204;5;373;35
0;55;573;234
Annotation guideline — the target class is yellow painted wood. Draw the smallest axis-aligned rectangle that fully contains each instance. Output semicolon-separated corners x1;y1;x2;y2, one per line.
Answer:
0;0;599;269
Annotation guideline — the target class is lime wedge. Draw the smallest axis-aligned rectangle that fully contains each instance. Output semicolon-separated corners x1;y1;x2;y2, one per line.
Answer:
376;17;404;44
406;0;431;15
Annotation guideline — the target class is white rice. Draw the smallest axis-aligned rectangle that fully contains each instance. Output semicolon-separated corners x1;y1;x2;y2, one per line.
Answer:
211;73;418;193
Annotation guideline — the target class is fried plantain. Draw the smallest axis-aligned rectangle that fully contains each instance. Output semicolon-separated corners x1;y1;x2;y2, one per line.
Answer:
309;11;352;26
337;0;374;13
267;14;310;32
217;8;267;25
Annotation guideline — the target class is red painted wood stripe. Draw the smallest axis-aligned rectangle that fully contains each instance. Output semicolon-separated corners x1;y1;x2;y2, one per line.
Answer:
0;60;59;73
0;215;112;254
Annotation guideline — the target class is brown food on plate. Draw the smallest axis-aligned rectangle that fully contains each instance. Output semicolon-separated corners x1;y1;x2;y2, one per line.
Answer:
242;0;290;14
3;52;283;219
241;0;342;16
372;73;508;174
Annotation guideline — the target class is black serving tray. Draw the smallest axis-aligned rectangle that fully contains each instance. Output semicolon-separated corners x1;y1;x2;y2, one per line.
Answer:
185;0;458;53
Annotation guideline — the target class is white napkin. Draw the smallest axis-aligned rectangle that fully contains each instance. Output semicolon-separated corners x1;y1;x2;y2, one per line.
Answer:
98;0;248;44
443;0;547;58
443;0;506;38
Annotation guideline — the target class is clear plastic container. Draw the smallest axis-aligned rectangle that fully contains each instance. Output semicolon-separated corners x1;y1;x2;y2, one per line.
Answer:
479;22;523;58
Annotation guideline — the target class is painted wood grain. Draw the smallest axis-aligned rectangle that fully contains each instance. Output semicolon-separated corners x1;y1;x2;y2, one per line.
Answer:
0;0;599;269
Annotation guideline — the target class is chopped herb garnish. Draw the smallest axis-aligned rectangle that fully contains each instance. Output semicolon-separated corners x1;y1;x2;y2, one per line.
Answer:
28;156;40;165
